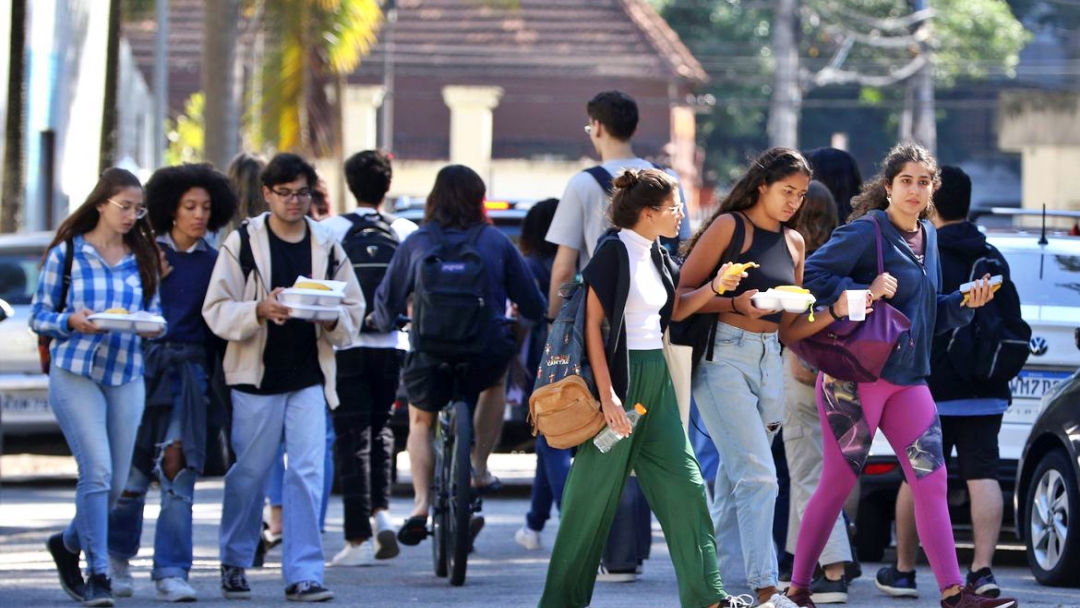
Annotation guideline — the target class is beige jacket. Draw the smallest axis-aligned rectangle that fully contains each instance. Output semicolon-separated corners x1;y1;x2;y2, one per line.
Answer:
202;213;365;408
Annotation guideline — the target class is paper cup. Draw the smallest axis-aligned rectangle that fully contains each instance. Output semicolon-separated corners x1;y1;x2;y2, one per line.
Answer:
846;289;868;321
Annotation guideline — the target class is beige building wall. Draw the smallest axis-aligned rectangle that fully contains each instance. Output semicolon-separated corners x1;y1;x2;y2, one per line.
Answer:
999;91;1080;213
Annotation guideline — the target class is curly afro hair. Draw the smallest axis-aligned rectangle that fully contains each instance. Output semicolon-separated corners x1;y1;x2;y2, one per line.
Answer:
145;163;238;235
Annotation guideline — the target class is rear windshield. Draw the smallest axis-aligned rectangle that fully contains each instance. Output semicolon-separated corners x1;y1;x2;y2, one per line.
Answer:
0;253;42;305
999;250;1080;307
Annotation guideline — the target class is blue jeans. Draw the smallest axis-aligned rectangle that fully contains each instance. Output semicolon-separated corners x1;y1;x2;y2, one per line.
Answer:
691;322;783;594
220;385;327;585
108;367;208;580
49;367;145;576
525;435;571;532
266;408;335;532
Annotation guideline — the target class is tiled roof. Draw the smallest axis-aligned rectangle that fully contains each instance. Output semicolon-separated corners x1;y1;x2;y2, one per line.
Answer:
351;0;706;83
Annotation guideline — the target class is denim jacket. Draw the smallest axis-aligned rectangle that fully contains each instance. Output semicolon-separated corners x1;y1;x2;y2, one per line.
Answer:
803;210;973;386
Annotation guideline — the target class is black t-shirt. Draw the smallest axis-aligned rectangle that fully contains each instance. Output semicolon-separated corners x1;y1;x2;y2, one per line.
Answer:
234;224;324;395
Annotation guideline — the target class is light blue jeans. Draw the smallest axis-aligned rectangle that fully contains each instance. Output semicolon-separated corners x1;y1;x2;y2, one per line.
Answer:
220;385;327;586
266;408;336;532
49;367;145;576
108;366;207;580
691;322;783;595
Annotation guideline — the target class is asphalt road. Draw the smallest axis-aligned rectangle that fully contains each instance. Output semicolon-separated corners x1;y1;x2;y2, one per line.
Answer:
1;456;1077;608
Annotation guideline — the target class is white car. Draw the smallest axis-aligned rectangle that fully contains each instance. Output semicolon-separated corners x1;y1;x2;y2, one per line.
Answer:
0;232;54;440
855;227;1080;560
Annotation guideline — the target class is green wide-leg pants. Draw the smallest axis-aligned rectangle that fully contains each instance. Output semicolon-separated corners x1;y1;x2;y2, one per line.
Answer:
538;350;726;608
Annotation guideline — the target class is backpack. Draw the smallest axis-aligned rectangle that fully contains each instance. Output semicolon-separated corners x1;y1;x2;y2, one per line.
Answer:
585;163;681;256
412;223;492;359
37;239;75;373
667;213;746;371
945;248;1031;384
528;281;605;449
236;219;338;290
340;212;398;332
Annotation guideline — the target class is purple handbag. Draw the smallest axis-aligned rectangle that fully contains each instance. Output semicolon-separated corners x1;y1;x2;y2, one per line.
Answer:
788;215;912;383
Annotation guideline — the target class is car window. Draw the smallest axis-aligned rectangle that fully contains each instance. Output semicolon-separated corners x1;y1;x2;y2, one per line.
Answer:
1000;250;1080;307
0;253;41;305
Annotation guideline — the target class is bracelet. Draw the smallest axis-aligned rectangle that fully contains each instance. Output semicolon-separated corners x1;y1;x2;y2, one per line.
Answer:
828;303;844;321
711;278;723;296
731;298;742;315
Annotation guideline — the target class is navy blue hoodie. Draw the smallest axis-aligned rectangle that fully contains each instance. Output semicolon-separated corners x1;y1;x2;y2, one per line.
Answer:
803;209;974;386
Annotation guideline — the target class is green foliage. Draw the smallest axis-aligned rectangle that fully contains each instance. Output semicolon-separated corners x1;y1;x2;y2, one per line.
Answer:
165;93;205;166
933;0;1031;84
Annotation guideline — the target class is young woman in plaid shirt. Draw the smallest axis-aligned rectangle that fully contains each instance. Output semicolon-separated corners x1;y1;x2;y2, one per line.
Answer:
31;168;163;607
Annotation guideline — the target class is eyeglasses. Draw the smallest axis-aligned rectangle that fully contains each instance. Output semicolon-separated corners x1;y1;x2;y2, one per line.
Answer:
108;198;147;219
269;187;313;202
653;204;683;214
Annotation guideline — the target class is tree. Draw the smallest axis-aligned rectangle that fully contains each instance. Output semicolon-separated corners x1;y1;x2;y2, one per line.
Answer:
1;0;26;234
203;0;242;172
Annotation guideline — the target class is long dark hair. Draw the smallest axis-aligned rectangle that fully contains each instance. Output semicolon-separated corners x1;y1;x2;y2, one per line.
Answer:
227;152;267;219
849;143;940;222
47;168;160;303
795;180;838;254
682;147;811;256
520;198;559;258
424;165;488;230
805;147;862;223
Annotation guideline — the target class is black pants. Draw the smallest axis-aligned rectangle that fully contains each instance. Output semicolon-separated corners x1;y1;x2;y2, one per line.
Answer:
333;347;402;541
602;477;652;570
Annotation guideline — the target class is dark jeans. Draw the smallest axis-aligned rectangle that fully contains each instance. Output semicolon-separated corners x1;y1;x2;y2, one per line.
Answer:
526;435;572;532
333;347;402;541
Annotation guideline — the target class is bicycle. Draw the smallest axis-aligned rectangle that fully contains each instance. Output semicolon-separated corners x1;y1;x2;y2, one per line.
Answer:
430;362;482;586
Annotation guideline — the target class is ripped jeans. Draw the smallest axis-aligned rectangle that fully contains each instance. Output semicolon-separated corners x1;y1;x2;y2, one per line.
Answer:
691;322;784;594
108;366;207;580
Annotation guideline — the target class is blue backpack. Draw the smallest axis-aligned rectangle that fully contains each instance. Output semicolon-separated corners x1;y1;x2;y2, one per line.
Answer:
527;281;605;449
411;223;492;360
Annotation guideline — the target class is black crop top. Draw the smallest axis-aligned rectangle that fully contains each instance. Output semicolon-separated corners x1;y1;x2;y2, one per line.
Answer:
728;216;796;323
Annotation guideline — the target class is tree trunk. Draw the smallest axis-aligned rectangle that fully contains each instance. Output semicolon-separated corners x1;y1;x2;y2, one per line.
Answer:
768;0;801;149
1;0;26;234
898;79;914;143
99;0;121;173
911;0;936;153
203;0;241;171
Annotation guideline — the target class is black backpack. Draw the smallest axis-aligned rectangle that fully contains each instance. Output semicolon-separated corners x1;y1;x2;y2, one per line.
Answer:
236;219;338;290
945;248;1031;384
340;212;399;332
412;223;491;359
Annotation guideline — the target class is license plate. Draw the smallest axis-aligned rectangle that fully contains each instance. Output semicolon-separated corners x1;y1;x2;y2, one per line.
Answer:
1009;370;1071;401
0;393;52;416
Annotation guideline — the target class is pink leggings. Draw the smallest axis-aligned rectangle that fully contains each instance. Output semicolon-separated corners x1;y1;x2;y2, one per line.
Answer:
791;377;963;592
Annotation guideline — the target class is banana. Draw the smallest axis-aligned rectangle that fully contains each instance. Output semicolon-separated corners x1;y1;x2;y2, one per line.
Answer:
103;307;129;315
775;285;811;294
295;281;331;291
723;261;760;277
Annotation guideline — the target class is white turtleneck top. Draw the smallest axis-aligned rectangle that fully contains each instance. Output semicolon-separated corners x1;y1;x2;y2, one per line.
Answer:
617;228;666;350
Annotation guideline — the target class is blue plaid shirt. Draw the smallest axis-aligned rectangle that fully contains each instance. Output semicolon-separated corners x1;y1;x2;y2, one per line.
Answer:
30;235;162;386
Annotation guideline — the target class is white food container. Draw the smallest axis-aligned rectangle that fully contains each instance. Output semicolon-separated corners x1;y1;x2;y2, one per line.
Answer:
89;311;168;334
279;278;347;307
286;303;340;322
751;289;816;313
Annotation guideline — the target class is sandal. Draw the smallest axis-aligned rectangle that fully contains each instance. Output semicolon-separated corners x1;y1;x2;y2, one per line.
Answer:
397;516;428;546
472;472;504;496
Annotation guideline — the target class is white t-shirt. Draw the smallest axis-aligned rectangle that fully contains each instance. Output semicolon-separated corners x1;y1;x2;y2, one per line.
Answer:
321;207;418;350
545;158;689;268
618;229;665;350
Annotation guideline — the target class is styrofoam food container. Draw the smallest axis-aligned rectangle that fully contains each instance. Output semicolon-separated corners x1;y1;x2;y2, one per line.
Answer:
280;278;346;306
286;303;340;322
89;311;168;333
751;289;816;313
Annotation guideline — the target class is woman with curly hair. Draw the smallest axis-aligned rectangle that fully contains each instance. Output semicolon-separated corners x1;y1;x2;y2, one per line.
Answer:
106;164;237;603
33;168;163;607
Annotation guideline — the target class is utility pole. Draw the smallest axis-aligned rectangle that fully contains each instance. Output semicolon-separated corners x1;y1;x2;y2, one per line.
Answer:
768;0;800;148
912;0;936;153
379;0;396;152
152;0;168;169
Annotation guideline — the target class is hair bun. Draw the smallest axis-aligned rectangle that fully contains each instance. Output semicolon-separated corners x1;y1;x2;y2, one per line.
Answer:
613;170;640;190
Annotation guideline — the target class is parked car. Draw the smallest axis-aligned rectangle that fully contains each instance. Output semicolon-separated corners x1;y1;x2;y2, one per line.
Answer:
1014;327;1080;587
855;228;1080;561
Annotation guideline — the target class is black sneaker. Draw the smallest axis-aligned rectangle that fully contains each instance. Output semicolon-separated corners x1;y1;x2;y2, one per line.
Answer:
285;581;334;602
46;532;86;602
875;565;918;598
810;575;849;604
966;568;1001;598
220;565;251;600
82;573;114;607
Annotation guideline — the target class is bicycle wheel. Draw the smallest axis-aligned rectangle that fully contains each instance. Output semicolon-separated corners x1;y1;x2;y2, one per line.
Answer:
430;409;450;578
447;399;473;586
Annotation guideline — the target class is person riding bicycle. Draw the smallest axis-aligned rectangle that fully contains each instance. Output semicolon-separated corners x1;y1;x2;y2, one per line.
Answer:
371;164;546;547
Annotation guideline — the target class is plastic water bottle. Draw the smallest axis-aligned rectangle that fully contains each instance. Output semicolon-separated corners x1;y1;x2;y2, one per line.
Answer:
593;403;648;453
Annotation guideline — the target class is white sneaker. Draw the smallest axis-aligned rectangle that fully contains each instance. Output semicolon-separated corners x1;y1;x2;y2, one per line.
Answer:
514;526;541;550
155;577;197;602
328;540;375;567
109;555;134;597
595;564;638;583
764;592;800;608
372;511;399;560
